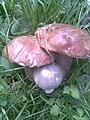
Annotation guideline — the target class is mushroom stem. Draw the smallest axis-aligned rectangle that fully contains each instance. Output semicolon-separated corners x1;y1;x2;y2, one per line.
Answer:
24;67;33;82
55;53;72;74
33;62;65;94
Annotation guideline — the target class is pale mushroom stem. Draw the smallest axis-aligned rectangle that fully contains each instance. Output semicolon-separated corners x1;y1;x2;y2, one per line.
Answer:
33;62;64;94
55;52;72;75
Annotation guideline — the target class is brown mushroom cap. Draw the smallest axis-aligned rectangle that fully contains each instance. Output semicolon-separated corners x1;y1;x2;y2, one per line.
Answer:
3;35;53;67
35;23;90;58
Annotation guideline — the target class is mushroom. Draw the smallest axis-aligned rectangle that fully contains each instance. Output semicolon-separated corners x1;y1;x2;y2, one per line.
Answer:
35;23;90;71
3;23;90;94
34;23;90;92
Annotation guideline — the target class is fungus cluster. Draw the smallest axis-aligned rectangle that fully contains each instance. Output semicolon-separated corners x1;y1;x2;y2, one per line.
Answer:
3;23;90;93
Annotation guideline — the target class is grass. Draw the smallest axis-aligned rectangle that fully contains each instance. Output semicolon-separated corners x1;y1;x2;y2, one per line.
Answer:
0;0;90;120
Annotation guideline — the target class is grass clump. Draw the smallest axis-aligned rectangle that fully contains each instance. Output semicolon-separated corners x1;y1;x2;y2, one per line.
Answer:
0;0;90;120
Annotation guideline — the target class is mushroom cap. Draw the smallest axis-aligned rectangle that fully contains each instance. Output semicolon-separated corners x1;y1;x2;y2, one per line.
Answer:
35;23;90;58
3;35;53;67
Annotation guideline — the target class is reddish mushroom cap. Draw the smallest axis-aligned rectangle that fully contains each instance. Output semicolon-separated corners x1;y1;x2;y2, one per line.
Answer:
3;35;53;67
35;23;90;58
